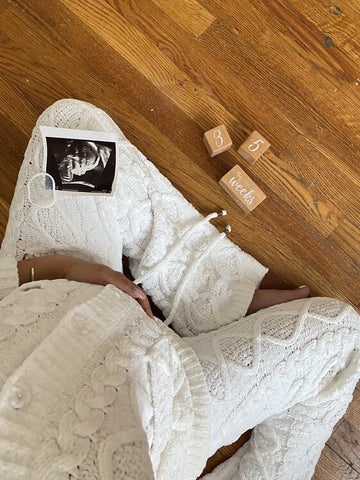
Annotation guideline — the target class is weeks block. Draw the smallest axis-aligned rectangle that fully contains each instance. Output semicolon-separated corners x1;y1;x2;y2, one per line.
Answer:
238;130;270;164
219;165;266;212
203;125;232;157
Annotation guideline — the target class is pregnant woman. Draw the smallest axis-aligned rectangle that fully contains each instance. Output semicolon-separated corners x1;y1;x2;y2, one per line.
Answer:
0;99;359;480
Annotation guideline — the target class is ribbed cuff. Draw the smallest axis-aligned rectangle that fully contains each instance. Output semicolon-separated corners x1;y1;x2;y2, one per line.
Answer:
233;258;269;319
0;257;19;300
161;324;210;480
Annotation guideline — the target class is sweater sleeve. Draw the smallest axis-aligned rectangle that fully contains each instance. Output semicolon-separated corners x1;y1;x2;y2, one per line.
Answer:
116;149;268;336
0;257;19;300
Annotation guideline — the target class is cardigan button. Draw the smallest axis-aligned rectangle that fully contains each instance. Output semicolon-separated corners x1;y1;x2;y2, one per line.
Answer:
8;381;33;409
74;315;91;336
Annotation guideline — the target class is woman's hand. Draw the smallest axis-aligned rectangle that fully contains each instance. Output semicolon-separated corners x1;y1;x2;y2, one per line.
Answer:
17;255;154;318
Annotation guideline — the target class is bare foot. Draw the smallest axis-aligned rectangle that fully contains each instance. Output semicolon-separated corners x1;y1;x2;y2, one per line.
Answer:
246;286;310;315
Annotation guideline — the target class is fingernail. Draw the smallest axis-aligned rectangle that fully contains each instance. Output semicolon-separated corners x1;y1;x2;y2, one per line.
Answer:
134;289;146;300
299;285;308;289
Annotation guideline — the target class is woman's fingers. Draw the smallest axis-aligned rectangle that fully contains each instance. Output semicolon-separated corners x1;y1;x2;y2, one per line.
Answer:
18;255;155;318
134;295;154;319
109;270;154;318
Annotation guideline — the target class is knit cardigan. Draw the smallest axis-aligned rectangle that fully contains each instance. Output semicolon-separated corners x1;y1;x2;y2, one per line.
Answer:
0;257;210;480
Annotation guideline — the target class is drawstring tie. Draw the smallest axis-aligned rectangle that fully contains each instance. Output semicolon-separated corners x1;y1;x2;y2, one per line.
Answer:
133;210;231;326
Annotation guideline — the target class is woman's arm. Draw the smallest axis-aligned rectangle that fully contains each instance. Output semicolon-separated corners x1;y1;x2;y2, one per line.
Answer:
17;254;153;318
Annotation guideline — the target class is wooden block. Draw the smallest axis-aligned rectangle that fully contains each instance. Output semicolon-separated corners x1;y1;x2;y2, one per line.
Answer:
238;130;270;164
219;165;266;212
203;125;232;157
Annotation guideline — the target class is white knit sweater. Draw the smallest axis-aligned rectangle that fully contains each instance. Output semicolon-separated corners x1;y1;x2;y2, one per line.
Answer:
0;257;210;480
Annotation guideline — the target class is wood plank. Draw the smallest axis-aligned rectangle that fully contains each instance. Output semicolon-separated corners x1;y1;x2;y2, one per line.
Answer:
0;74;38;136
327;419;360;474
251;149;344;238
99;0;350;239
269;0;360;76
275;135;360;226
0;113;26;206
0;2;203;157
2;1;359;306
199;430;251;477
0;197;10;242
239;197;359;306
0;10;236;222
0;1;10;16
197;0;360;159
313;444;360;479
60;0;296;149
2;7;358;306
0;6;223;204
331;219;360;269
151;0;215;37
7;0;296;156
344;384;360;431
104;0;297;152
202;0;360;83
286;0;360;65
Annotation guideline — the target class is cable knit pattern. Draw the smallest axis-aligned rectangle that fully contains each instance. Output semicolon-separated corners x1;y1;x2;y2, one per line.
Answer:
0;283;209;480
186;297;360;479
0;99;268;337
0;257;19;300
1;100;360;480
116;151;267;335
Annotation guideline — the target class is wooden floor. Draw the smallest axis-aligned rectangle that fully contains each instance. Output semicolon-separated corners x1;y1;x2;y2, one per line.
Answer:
0;0;359;478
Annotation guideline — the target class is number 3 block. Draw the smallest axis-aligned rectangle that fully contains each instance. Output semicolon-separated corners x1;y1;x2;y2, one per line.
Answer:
203;125;232;157
238;130;270;164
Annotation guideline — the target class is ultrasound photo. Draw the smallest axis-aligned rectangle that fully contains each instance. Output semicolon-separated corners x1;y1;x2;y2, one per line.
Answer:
40;127;117;194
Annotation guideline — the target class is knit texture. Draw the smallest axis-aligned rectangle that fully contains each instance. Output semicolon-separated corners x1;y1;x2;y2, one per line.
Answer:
0;257;19;300
0;264;209;480
0;99;268;337
187;297;360;479
1;99;359;480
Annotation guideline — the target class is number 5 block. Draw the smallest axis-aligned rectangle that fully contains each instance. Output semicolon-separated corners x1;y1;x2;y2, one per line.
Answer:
238;130;270;164
203;125;232;157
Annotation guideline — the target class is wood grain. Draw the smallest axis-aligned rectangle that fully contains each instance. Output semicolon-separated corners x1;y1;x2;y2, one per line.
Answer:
198;0;360;162
151;0;215;37
328;420;360;474
331;219;360;268
313;445;360;479
1;0;360;478
325;387;360;475
200;430;251;476
106;0;297;150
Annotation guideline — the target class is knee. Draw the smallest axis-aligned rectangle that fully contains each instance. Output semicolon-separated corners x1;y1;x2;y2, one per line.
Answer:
35;99;99;129
307;296;352;319
306;297;360;341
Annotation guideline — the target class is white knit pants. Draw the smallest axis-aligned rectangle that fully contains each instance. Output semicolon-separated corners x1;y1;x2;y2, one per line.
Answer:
2;100;360;480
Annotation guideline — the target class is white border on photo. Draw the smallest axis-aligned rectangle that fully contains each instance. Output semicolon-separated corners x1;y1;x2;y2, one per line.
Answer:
39;126;119;196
